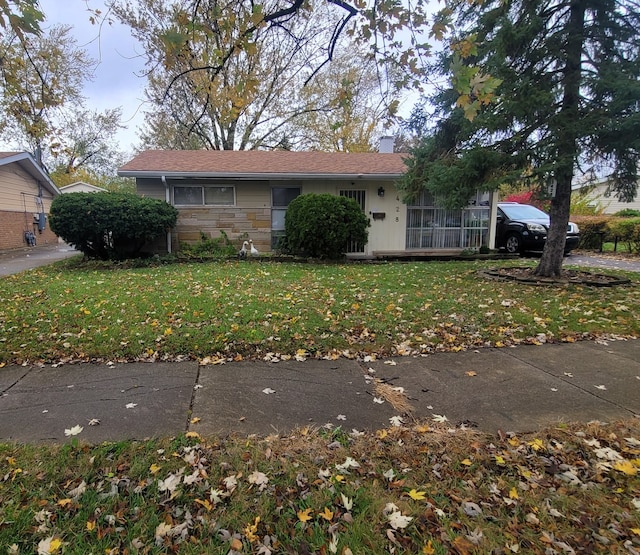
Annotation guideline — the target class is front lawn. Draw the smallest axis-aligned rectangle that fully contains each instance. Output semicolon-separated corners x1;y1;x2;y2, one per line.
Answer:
0;259;638;364
1;420;639;554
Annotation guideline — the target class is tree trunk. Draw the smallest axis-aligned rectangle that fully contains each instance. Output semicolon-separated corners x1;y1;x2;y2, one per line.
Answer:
534;0;586;277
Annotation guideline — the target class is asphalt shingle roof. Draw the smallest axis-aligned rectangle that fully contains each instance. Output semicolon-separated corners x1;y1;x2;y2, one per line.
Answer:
119;150;407;178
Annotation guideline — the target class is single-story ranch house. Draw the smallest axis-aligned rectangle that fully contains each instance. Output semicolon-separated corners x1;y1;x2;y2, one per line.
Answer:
118;147;498;257
0;151;60;250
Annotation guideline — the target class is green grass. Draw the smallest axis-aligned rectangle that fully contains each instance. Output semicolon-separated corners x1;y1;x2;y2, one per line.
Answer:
1;259;640;553
0;258;639;364
1;421;639;554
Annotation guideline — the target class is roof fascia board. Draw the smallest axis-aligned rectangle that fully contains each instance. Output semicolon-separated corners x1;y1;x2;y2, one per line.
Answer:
119;171;402;181
0;152;60;196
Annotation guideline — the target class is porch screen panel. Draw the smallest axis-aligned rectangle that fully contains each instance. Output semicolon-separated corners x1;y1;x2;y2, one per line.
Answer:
406;191;489;249
339;190;366;253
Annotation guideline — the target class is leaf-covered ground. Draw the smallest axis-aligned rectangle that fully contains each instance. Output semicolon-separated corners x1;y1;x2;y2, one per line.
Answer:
1;419;639;554
0;260;638;365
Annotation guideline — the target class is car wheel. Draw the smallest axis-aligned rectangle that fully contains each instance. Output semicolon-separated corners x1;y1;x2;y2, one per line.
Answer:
505;233;523;254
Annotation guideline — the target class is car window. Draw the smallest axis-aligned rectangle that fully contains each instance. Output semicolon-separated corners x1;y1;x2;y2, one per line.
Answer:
499;204;548;220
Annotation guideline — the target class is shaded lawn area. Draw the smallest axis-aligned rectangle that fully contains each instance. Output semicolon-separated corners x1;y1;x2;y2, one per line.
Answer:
1;420;639;554
0;259;638;365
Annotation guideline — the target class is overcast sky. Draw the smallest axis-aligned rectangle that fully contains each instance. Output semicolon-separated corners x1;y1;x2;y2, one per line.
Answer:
38;0;147;152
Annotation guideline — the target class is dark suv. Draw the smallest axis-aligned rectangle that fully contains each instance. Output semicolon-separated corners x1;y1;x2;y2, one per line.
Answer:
496;202;580;255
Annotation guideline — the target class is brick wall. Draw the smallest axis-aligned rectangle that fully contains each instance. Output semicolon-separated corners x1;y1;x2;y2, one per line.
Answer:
0;210;58;250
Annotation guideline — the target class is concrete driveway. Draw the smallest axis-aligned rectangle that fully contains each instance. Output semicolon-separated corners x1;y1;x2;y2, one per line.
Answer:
0;242;79;276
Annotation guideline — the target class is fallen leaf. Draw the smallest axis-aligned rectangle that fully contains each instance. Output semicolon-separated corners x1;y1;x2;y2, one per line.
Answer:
465;371;477;377
37;537;63;555
613;460;637;475
432;414;448;423
125;403;137;409
64;425;83;437
88;418;100;426
190;417;201;424
320;506;334;521
387;510;413;530
297;508;313;522
408;489;427;500
262;388;276;395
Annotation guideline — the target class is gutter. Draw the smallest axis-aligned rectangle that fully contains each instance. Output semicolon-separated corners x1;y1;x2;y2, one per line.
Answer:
119;171;403;181
161;175;172;254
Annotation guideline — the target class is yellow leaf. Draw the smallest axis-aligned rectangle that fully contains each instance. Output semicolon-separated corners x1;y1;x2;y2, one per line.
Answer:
414;425;430;433
376;429;388;439
190;417;201;424
149;463;161;474
164;327;172;336
57;498;72;507
408;489;427;500
495;455;506;465
509;487;519;500
86;520;96;531
297;508;313;522
319;506;334;521
230;538;243;550
185;431;200;439
631;528;640;536
461;458;473;466
334;474;345;483
613;460;637;475
528;439;545;451
423;540;436;554
6;456;16;466
465;371;477;376
195;498;213;511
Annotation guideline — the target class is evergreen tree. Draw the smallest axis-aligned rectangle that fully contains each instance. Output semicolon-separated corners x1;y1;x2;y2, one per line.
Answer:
400;0;640;277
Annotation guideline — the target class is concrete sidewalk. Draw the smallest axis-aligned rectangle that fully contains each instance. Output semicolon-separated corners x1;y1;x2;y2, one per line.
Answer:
0;340;637;443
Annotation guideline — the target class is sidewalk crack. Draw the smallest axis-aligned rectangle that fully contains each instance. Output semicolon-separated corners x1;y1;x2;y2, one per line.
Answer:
0;367;32;396
185;364;202;432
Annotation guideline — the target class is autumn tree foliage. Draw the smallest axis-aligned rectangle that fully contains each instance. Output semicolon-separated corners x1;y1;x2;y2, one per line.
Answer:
110;0;429;151
400;0;640;277
0;22;125;181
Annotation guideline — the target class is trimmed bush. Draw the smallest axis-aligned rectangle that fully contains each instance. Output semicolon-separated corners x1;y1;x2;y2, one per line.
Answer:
50;192;178;260
570;215;612;250
607;217;640;253
284;194;370;259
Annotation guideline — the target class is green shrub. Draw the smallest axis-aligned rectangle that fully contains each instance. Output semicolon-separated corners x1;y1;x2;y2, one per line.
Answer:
570;215;613;250
50;192;178;260
284;194;370;259
606;217;640;253
180;231;237;259
614;208;640;218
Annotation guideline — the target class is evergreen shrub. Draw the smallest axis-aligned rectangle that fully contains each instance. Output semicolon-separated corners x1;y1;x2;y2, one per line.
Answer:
284;194;369;259
50;192;178;260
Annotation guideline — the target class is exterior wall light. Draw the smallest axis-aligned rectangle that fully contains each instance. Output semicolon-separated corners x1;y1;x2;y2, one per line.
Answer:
377;187;385;197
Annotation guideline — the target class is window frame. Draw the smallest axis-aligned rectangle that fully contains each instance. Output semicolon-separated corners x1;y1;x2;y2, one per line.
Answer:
173;184;236;206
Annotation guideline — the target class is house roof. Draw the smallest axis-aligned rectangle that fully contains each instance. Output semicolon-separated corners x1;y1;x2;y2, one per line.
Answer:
118;150;408;180
0;151;60;196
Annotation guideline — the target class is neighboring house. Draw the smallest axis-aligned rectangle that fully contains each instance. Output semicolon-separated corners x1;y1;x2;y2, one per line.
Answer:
0;152;60;250
573;179;640;214
118;146;497;257
59;181;107;194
